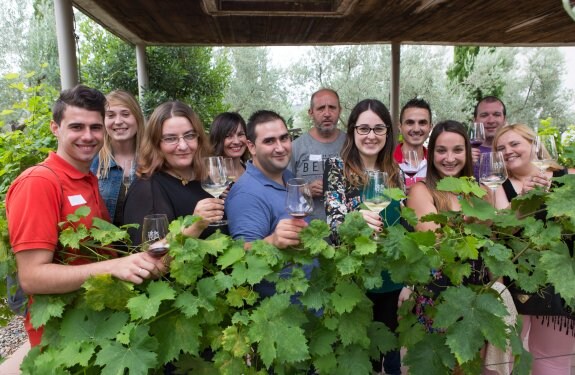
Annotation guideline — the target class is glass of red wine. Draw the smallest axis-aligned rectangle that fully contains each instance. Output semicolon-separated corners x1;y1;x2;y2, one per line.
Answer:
469;122;486;148
285;178;314;219
141;214;170;258
402;150;420;188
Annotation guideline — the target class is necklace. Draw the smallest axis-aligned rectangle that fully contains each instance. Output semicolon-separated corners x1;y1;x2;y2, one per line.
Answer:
167;171;192;186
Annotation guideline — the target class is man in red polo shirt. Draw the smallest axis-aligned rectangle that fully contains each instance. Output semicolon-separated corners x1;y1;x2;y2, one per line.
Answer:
394;98;432;189
6;85;166;346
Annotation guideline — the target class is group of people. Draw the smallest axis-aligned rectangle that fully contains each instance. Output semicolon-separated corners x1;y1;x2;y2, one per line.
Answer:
6;84;574;374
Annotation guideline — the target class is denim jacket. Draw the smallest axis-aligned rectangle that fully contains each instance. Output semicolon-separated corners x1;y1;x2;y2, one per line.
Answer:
90;156;135;219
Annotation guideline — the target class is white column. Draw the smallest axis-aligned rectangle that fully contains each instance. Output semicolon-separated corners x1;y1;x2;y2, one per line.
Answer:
390;42;401;129
136;44;149;101
54;0;78;89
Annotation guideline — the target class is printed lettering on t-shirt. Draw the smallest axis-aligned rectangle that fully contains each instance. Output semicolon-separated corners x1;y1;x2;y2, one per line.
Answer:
68;194;87;206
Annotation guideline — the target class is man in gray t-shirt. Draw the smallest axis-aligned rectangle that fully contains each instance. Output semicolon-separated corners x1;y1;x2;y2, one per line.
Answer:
290;88;345;221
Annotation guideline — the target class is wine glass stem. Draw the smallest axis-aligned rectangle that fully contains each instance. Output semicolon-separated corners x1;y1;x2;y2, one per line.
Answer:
491;188;497;209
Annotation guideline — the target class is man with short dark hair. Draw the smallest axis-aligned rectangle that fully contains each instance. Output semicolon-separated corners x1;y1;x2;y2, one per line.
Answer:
394;98;433;188
6;85;166;346
290;88;345;220
226;109;307;248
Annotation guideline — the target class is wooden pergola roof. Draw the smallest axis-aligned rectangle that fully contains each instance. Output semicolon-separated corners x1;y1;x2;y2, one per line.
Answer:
72;0;575;46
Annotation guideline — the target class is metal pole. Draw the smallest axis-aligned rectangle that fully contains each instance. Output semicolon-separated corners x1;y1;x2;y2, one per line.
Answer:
54;0;78;89
135;44;149;102
391;42;401;130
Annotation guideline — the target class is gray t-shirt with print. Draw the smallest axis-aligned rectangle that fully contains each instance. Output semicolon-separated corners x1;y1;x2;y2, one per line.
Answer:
289;131;346;221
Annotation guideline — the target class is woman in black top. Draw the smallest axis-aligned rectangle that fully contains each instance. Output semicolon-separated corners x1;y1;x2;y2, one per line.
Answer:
123;101;225;245
493;123;575;374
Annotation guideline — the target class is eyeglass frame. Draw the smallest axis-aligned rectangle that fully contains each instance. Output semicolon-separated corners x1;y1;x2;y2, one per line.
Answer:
161;131;199;145
353;124;389;136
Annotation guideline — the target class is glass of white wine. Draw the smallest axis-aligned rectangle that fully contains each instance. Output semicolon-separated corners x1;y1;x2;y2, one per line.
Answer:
123;159;134;190
223;157;237;185
362;171;391;240
201;156;228;226
285;178;314;219
479;152;508;209
531;135;558;174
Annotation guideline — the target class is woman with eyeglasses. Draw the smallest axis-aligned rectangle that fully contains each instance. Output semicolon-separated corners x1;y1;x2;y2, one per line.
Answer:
123;101;225;244
324;99;404;375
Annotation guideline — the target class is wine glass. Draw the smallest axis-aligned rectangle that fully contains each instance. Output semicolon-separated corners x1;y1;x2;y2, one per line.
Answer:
122;159;134;190
469;122;486;149
479;152;508;209
141;214;170;258
285;178;314;219
223;157;237;185
362;171;391;240
531;135;558;174
201;156;228;226
402;150;420;188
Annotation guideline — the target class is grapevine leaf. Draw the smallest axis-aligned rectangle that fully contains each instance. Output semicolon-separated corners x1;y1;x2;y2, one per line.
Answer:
540;241;575;303
300;282;331;311
400;206;419;227
275;267;309;295
460;195;496;221
58;224;90;249
58;340;97;367
174;290;202;317
403;334;454;375
436;176;485;197
90;217;131;244
60;307;129;343
212;351;249;375
308;327;338;356
523;220;562;248
20;346;67;375
127;281;175;321
546;174;575;225
83;274;136;311
29;294;67;328
337;306;371;347
250;239;284;267
434;287;508;363
95;325;158;375
313;352;337;374
216;243;245;269
198;235;230;256
65;205;91;222
248;295;309;367
221;325;251;358
150;311;202;363
335;254;362;276
226;286;252;307
300;219;333;256
482;242;516;278
337;212;373;245
397;304;426;347
232;256;272;285
330;282;365;314
334;344;371;375
367;321;397;360
352;235;377;256
441;262;471;286
514;250;546;292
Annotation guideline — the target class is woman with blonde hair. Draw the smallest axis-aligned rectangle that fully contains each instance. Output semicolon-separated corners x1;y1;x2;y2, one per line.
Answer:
493;123;575;374
91;90;145;225
123;101;225;244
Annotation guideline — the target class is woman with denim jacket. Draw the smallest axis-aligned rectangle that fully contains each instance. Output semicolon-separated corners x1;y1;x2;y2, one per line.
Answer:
91;90;145;225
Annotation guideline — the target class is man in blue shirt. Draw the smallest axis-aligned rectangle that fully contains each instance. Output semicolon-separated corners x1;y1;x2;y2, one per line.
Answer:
226;110;307;248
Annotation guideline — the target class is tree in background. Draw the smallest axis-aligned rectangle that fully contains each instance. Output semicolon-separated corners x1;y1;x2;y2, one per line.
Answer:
77;15;231;125
221;47;292;124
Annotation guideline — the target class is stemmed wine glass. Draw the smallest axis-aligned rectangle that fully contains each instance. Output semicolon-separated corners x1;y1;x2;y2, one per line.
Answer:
531;135;558;174
469;122;486;149
201;156;228;226
362;171;391;240
479;152;508;209
123;159;134;190
285;178;314;219
402;150;420;188
141;213;170;258
223;157;237;185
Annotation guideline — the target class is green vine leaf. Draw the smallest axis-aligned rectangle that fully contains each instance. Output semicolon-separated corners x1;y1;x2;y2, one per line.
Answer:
300;219;333;256
83;274;135;311
330;282;365;314
216;242;245;269
94;325;158;375
540;241;575;304
29;294;67;328
403;334;455;375
436;176;486;197
126;280;176;321
150;311;202;363
60;307;129;343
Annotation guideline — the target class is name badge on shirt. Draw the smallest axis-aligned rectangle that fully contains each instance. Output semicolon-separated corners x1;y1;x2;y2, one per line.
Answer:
68;194;87;206
309;154;322;162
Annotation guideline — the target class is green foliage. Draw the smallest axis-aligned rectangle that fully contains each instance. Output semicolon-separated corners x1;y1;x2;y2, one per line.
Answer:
78;17;231;124
15;175;575;374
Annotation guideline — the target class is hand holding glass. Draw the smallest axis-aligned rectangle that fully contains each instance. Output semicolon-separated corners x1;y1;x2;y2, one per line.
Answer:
531;135;558;173
201;156;228;226
285;178;314;219
141;214;170;258
362;171;391;240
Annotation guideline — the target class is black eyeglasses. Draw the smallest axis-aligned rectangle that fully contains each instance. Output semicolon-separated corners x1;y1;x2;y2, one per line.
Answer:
354;125;389;136
161;132;199;145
